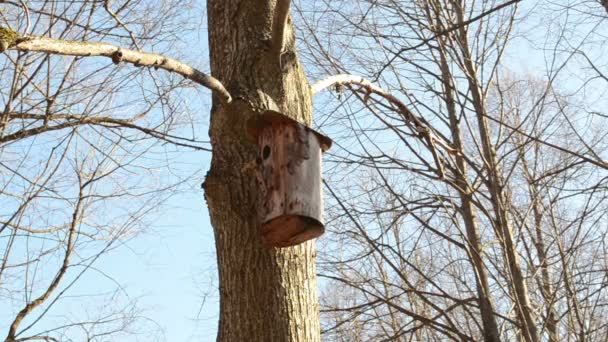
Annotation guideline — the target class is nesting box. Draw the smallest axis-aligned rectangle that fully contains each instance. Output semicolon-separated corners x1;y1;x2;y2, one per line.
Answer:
247;110;332;248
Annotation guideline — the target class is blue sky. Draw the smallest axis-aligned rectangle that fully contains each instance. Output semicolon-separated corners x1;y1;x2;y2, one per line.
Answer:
73;16;223;341
98;188;220;341
89;5;221;339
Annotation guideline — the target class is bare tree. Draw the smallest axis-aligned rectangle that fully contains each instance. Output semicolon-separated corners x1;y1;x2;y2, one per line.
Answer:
296;0;608;341
3;0;607;341
1;1;209;340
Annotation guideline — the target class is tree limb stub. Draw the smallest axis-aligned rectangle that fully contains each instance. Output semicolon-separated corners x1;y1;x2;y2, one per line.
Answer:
271;0;291;55
9;34;232;102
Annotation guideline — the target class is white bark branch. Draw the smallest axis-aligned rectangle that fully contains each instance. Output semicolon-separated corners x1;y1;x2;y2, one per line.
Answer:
12;36;232;102
312;74;403;105
312;74;448;136
271;0;291;54
312;74;461;179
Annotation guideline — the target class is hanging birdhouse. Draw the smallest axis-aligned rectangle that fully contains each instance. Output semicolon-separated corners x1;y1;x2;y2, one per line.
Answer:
247;110;332;248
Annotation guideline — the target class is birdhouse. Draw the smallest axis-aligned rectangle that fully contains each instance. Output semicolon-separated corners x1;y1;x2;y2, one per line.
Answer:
247;110;332;248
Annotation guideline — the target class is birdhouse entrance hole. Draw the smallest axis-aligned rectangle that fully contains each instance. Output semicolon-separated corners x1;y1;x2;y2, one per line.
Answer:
262;145;271;160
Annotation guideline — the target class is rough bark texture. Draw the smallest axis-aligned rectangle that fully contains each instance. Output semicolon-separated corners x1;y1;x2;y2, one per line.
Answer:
204;1;320;341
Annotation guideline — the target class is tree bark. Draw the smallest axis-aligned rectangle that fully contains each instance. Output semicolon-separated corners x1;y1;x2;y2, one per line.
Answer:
204;1;320;341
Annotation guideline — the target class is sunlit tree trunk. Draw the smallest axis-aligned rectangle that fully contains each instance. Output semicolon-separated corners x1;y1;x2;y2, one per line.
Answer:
204;0;320;340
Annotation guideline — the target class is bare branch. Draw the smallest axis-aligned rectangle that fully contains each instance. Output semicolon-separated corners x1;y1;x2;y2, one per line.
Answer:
1;112;212;151
8;33;232;102
16;335;60;342
271;0;291;55
375;0;522;77
17;0;31;35
5;187;83;341
311;75;423;126
312;74;460;158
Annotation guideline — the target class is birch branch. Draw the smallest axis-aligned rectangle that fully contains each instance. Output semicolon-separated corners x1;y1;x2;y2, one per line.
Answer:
271;0;291;55
7;34;232;102
312;74;461;179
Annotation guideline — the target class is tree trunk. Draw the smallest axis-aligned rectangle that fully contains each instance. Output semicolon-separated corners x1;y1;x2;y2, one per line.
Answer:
453;5;538;340
431;11;502;339
204;1;320;341
438;55;502;342
519;142;558;342
450;3;537;341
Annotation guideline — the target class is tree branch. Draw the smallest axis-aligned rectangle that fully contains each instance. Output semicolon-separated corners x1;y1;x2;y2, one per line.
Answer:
2;112;212;151
8;34;232;102
375;0;522;77
271;0;291;54
312;74;460;179
6;188;83;341
312;74;446;141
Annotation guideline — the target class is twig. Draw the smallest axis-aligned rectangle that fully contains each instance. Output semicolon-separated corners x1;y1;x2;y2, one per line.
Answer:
6;187;83;341
103;0;140;50
18;0;30;35
375;0;522;77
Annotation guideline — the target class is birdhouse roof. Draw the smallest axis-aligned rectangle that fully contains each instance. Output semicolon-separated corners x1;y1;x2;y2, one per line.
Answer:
247;110;332;152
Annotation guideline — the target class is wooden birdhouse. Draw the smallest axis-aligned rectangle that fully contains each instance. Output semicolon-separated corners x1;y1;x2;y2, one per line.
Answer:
247;110;332;248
